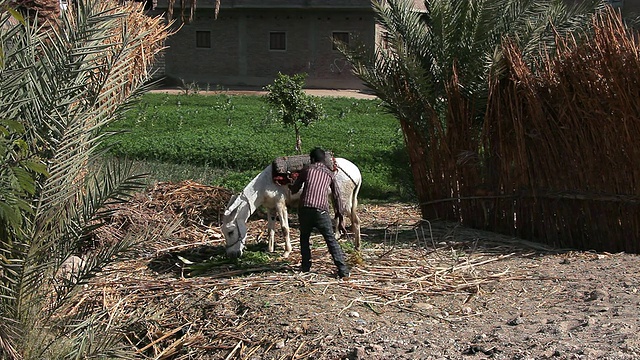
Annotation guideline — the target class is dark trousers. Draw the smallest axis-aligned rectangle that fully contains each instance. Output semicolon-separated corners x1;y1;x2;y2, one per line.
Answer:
298;206;349;277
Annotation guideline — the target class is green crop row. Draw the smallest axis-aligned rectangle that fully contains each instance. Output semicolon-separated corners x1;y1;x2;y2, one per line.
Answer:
104;93;414;200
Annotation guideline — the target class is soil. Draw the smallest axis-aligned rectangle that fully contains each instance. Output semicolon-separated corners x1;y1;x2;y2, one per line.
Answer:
88;193;640;360
86;86;640;358
149;86;378;100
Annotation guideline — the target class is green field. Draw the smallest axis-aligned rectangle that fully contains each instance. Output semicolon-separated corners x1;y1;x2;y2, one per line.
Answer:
105;93;414;200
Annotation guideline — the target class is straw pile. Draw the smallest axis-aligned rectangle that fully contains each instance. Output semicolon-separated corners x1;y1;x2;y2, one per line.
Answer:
75;194;547;359
89;181;234;255
146;180;234;227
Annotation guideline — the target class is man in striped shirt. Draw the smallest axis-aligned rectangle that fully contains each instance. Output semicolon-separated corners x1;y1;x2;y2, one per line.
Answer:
289;147;350;279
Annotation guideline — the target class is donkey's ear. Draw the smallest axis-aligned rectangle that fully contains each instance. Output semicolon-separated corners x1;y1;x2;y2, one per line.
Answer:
224;194;241;217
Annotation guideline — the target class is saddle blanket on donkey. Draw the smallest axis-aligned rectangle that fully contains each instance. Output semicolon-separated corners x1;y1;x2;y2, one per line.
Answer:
270;151;348;236
271;152;336;185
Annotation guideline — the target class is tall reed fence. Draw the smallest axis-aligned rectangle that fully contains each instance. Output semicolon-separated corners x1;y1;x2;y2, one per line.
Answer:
418;9;640;252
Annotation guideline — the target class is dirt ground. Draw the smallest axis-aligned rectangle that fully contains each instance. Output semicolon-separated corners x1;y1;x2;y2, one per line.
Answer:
89;86;639;358
149;86;378;100
87;189;640;360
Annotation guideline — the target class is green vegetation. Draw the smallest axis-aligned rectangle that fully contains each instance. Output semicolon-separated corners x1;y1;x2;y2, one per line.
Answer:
105;93;414;200
264;72;325;153
173;243;282;276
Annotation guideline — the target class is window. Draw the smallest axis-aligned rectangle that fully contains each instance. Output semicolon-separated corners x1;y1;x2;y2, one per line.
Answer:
332;32;350;50
608;0;623;9
270;32;286;51
196;31;211;48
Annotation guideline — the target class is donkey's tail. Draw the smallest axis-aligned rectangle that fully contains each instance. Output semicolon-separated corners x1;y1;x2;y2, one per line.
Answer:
350;176;362;249
351;176;362;215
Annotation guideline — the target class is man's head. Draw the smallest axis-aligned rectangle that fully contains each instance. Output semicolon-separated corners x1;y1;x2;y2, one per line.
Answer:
309;147;326;164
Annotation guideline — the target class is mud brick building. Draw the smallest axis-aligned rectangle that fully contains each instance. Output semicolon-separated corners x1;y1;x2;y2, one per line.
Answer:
153;0;384;89
151;0;638;90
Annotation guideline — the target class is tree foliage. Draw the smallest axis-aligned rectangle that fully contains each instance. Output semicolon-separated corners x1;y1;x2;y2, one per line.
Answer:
0;0;171;358
343;0;604;125
264;73;326;154
340;0;605;214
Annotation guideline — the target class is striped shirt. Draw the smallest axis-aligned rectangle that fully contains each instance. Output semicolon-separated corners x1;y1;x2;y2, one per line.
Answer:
290;162;343;213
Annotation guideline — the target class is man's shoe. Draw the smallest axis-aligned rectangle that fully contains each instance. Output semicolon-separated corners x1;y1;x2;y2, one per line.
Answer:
338;272;350;280
300;267;310;273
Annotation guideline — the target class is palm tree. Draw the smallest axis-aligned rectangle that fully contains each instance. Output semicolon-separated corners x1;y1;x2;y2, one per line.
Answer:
8;0;60;30
0;0;172;358
340;0;604;217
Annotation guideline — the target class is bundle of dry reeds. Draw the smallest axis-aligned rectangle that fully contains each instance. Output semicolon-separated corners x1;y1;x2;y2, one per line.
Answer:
482;7;640;251
409;7;640;252
403;65;485;228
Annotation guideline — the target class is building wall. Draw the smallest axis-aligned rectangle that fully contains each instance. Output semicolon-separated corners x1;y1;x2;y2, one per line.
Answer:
158;0;640;89
619;0;640;15
160;4;375;89
568;0;640;15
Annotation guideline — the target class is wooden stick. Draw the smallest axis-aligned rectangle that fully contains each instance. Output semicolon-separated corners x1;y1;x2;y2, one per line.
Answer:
136;324;187;354
224;340;242;360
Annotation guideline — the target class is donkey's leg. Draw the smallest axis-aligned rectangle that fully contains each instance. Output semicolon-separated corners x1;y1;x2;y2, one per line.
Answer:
276;203;292;258
335;213;348;240
351;211;361;250
334;194;347;240
349;188;362;250
266;208;277;253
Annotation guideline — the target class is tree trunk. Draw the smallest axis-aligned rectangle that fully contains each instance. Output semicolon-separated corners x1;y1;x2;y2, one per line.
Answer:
295;125;302;154
12;0;60;32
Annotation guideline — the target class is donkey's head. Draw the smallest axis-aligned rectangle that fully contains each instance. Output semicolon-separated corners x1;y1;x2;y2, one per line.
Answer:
222;194;250;259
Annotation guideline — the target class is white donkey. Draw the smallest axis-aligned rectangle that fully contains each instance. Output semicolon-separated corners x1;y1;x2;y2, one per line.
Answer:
222;158;362;258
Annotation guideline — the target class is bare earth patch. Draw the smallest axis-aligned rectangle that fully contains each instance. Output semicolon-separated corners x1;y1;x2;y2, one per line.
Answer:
82;183;640;360
149;87;378;100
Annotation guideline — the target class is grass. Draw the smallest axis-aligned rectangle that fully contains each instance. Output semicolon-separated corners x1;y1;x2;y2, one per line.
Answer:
168;242;280;276
106;93;414;200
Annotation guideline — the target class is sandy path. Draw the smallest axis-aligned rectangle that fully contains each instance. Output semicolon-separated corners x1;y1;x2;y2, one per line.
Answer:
149;87;378;99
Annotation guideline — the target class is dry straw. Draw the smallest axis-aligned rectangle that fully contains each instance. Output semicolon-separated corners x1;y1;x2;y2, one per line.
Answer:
413;7;640;252
79;189;552;359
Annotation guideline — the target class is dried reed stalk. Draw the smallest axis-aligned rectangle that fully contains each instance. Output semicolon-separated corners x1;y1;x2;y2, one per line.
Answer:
74;197;537;359
482;7;640;251
407;7;640;252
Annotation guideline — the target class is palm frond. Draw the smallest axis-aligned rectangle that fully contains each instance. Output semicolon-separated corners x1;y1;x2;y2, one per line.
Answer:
1;0;171;358
344;0;605;126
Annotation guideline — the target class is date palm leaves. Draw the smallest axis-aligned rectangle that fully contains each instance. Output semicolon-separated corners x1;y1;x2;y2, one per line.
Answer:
339;0;605;216
342;0;605;124
0;0;172;358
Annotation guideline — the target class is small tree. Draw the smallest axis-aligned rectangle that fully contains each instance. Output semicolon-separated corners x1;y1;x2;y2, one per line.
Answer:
264;73;325;154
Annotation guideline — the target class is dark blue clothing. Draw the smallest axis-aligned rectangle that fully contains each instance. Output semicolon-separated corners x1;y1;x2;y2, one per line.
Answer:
290;161;349;278
298;206;349;277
